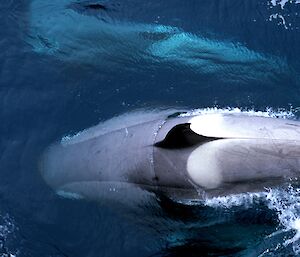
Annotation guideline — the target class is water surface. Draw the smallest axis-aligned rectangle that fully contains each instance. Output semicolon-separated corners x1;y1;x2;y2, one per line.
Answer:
1;0;300;256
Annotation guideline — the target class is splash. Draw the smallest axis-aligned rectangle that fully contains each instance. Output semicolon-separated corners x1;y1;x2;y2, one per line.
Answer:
200;184;300;255
268;0;300;29
0;214;18;257
270;0;299;9
180;106;296;119
269;13;288;29
270;0;291;9
204;192;267;209
266;185;300;254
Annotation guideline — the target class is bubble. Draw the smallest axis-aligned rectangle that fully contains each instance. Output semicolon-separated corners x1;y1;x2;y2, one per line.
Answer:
0;214;18;257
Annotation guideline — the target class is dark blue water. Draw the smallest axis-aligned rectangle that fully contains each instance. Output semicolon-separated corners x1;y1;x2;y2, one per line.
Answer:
1;0;300;256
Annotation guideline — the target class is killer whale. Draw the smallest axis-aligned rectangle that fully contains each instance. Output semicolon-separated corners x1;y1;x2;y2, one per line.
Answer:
83;3;107;10
40;109;300;204
27;0;292;84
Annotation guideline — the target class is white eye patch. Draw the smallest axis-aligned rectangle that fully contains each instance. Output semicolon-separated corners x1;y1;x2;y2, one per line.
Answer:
187;140;223;189
189;114;225;138
189;113;300;141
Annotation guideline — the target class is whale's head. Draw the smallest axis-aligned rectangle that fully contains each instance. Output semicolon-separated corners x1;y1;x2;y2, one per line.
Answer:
40;110;300;204
39;110;177;202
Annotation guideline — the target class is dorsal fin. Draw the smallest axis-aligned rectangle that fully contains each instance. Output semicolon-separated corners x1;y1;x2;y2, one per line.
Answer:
84;3;107;10
68;2;109;15
155;123;220;149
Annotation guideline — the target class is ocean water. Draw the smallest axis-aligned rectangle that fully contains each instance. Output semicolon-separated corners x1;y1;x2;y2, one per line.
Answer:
1;0;300;256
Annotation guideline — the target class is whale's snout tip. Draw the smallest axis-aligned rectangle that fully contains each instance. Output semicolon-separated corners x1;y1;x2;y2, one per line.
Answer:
39;143;65;190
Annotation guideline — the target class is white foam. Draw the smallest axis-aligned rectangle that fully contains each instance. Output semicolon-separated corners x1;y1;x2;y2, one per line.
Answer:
0;214;18;256
268;0;299;29
269;13;288;29
266;186;300;254
201;183;300;255
180;107;295;119
270;0;299;9
202;185;300;255
204;192;266;208
271;0;290;9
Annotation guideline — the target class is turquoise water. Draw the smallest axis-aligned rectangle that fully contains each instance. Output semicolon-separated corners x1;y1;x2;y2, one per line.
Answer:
1;0;300;256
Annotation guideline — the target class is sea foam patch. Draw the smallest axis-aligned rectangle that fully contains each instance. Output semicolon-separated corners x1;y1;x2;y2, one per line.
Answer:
180;107;296;119
0;213;18;257
268;0;300;29
201;184;300;255
266;186;300;254
204;192;267;209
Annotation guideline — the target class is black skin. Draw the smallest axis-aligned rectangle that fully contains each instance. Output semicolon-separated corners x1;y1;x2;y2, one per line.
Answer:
155;123;221;149
84;3;107;10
